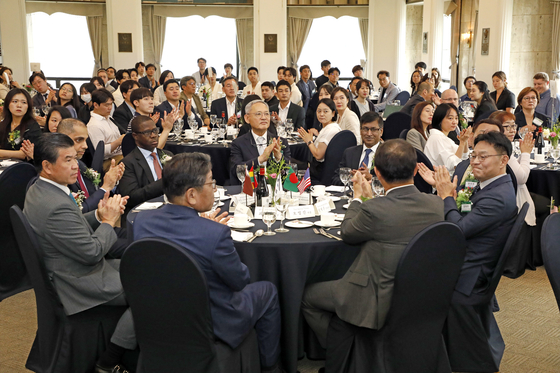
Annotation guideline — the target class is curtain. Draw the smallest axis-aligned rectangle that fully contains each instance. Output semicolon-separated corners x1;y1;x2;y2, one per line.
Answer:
470;10;479;76
359;18;369;57
86;16;103;76
287;17;312;68
236;18;253;84
552;1;560;76
147;6;166;76
448;1;460;88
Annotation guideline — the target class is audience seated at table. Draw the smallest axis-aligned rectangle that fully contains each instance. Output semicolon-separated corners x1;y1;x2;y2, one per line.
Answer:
152;69;174;107
0;88;41;160
112;80;140;134
230;100;291;183
350;79;375;119
23;133;136;373
53;83;80;118
199;67;223;108
283;67;303;107
296;65;316;111
533;72;560;123
332;87;361;145
298;98;341;183
261;81;279;108
210;76;242;127
180;75;210;128
133;152;282;372
155;79;201;129
515;87;550;133
302;139;444;348
406;101;434;153
332;111;383;185
490;71;516;113
86;89;125;171
375;70;401;112
78;82;96;126
138;64;159;92
400;81;440;117
269;80;305;131
44;106;72;134
470;81;498;123
242;67;262;99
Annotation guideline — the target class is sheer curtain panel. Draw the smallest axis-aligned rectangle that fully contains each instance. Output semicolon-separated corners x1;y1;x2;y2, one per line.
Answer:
552;1;560;74
147;6;166;76
359;18;368;57
87;16;103;76
287;17;312;68
236;18;253;84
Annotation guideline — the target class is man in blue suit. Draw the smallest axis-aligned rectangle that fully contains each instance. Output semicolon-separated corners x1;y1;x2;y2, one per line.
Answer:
133;152;282;373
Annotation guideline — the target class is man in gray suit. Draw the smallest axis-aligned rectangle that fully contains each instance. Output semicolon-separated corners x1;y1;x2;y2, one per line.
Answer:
374;70;401;113
301;139;444;347
23;133;136;373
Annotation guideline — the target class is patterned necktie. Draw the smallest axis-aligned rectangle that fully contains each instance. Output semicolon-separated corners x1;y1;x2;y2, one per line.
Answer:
151;152;162;180
256;137;267;156
361;148;373;169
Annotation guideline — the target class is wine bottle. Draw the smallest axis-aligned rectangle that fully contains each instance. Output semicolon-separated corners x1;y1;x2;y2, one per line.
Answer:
255;166;269;207
536;127;544;154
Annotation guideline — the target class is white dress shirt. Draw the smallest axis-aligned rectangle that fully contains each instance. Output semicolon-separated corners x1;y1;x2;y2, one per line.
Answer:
242;81;262;99
251;131;268;157
278;101;291;124
359;142;380;170
290;83;303;106
87;112;122;159
226;97;237;120
424;128;468;173
507;152;535;225
138;147;162;181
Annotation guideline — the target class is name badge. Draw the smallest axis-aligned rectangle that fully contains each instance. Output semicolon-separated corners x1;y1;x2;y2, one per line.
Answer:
533;118;544;126
314;199;335;215
465;181;477;189
461;202;472;213
286;205;316;219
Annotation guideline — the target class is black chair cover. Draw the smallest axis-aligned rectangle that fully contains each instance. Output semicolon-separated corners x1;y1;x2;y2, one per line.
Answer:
542;213;560;312
122;133;135;158
0;162;36;301
92;140;105;175
9;206;128;373
474;109;496;124
394;91;410;106
325;222;467;373
83;137;95;168
120;238;260;373
415;149;434;194
399;128;409;139
445;203;529;373
382;112;411;141
316;130;357;185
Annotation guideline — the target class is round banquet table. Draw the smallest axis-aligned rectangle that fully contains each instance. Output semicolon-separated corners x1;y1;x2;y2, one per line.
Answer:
126;186;360;373
526;161;560;206
164;139;311;186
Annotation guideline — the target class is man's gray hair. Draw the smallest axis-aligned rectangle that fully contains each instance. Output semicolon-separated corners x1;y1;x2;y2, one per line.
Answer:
245;99;269;114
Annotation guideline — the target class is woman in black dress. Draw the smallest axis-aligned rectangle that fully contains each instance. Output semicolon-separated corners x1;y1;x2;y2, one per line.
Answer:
470;81;497;123
515;87;550;134
490;71;516;113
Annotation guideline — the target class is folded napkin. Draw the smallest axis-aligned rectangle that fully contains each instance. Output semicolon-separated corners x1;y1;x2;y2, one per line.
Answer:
0;160;19;167
135;202;163;210
325;186;345;192
231;230;254;242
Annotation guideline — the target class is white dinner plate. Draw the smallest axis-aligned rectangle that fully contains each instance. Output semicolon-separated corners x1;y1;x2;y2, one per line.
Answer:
328;196;341;202
342;203;350;209
314;221;341;228
228;221;255;229
285;220;314;229
311;192;331;198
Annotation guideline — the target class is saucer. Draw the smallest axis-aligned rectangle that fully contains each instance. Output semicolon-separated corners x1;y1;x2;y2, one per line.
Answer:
285;221;314;228
314;221;341;228
228;221;255;229
531;159;549;164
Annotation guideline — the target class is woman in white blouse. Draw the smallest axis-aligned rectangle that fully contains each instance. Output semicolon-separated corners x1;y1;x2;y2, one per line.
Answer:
331;87;361;145
424;103;471;173
298;98;341;182
350;79;375;119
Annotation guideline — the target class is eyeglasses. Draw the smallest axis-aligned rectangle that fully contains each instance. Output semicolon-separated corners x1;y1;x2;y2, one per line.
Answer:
502;122;517;131
250;112;270;118
361;127;381;133
469;153;505;162
134;127;160;136
523;96;537;101
202;179;217;190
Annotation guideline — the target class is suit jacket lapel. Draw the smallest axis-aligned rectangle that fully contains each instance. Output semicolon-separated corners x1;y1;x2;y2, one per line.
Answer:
352;146;363;169
135;147;156;183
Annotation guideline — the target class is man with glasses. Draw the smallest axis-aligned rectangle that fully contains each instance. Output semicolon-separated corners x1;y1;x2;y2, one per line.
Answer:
434;131;517;371
332;112;384;185
533;72;560;123
230;100;291;183
119;115;167;222
374;70;401;113
180;76;210;128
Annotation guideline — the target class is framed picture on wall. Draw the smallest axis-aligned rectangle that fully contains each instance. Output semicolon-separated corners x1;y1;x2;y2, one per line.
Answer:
264;34;277;53
422;32;428;54
118;33;133;53
481;28;490;56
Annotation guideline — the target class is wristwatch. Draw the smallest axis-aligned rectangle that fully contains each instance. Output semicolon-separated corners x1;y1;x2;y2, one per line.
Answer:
307;140;313;146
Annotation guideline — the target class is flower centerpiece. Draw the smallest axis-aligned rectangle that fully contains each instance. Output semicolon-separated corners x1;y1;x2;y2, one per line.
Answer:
550;123;560;148
24;84;35;95
265;154;291;205
8;130;21;149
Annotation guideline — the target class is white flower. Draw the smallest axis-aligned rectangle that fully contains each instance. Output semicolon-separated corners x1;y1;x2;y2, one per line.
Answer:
543;128;551;139
160;153;172;165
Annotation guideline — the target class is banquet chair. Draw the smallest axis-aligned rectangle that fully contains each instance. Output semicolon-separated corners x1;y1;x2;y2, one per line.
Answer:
91;140;105;175
445;203;529;373
541;212;560;312
0;162;36;301
474;109;496;124
83;137;96;168
122;133;135;158
394;90;410;106
325;221;466;373
414;149;434;194
318;130;357;186
9;205;129;373
382;112;411;141
399;128;409;139
120;238;260;373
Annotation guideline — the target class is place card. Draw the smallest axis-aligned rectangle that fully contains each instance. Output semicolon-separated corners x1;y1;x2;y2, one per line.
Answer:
231;193;255;206
314;199;335;215
325;185;345;193
254;207;283;220
234;204;254;220
298;192;313;205
286;205;316;219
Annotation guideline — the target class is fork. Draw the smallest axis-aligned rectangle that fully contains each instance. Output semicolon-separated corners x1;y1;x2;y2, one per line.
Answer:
320;228;342;241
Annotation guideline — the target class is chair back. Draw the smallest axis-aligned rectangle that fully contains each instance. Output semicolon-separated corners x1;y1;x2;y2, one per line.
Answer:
0;162;36;300
399;129;409;139
9;206;66;372
542;213;560;312
120;238;219;373
506;165;517;195
122;133;135;158
320;130;357;185
415;149;434;194
474;109;496;124
91;140;105;175
83;137;95;168
394;91;410;106
453;202;529;306
382;112;412;141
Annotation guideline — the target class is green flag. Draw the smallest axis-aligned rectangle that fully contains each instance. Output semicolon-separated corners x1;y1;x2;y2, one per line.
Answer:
283;167;299;192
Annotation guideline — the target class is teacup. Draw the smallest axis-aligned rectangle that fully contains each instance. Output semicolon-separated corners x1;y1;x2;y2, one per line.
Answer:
234;214;248;226
217;187;225;198
311;185;326;196
321;213;336;225
535;153;546;163
199;127;209;134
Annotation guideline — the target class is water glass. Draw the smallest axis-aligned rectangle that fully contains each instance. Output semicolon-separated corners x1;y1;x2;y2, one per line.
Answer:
236;164;247;184
262;207;277;236
551;147;560;169
210;115;217;128
275;198;289;233
173;119;183;137
339;167;351;199
211;128;219;143
372;177;385;197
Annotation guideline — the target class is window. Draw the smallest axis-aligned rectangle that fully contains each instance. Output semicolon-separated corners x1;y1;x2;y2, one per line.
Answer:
161;16;237;80
440;14;452;90
297;16;366;86
28;12;94;78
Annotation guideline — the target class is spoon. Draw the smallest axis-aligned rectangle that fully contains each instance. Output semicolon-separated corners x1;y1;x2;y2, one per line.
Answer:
247;229;264;243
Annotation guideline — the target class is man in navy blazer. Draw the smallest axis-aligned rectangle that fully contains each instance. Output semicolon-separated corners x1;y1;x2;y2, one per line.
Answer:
133;152;282;372
138;63;159;92
113;80;140;134
269;80;305;130
210;76;242;127
230;100;291;184
154;80;201;129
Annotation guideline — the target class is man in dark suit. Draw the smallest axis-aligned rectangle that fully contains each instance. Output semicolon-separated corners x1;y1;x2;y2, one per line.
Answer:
302;140;444;348
119;116;165;220
113;80;140;134
154;79;200;129
138;63;159;92
297;65;316;111
314;60;331;89
269;80;305;130
210;76;242;127
230;100;291;183
29;71;56;127
133;152;282;372
332;112;384;186
400;81;440;116
24;133;135;373
261;81;279;108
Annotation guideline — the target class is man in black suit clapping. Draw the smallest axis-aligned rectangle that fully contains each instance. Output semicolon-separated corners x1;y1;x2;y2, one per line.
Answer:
210;76;242;128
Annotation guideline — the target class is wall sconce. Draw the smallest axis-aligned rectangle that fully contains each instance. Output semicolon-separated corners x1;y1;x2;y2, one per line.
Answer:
462;31;473;48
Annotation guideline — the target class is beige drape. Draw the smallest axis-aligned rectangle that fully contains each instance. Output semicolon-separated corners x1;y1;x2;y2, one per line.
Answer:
287;17;312;68
552;1;560;74
359;18;369;56
236;18;253;84
146;6;166;76
447;1;460;87
86;16;103;76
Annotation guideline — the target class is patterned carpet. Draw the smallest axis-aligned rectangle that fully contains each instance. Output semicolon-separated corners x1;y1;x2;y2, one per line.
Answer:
1;267;559;373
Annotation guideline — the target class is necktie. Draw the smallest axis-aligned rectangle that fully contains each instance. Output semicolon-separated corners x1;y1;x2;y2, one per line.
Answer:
471;184;481;196
69;192;78;206
361;148;373;169
77;173;90;198
256;137;267;156
152;152;162;180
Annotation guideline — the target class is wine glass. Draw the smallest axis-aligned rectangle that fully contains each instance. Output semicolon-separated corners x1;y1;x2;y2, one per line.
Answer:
190;119;199;133
512;140;521;158
518;126;530;141
42;105;50;115
551;147;560;169
262;207;277;236
275;197;289;233
173;119;183;138
371;177;385;197
219;121;228;146
339;167;351;199
285;120;294;139
33;107;41;118
211;128;219;143
210;115;217;128
236;164;247;184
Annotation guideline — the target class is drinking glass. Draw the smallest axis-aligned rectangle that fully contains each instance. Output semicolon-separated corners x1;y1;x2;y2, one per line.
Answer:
173;119;183;137
236;164;247;184
275;197;289;233
210;114;217;128
512;140;521;158
262;207;277;236
191;119;199;133
518;126;529;140
277;124;287;138
551;147;560;169
42;105;50;115
33;107;41;118
220;121;228;146
339;167;351;199
372;177;385;197
285;121;294;139
212;191;220;212
211;128;219;143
